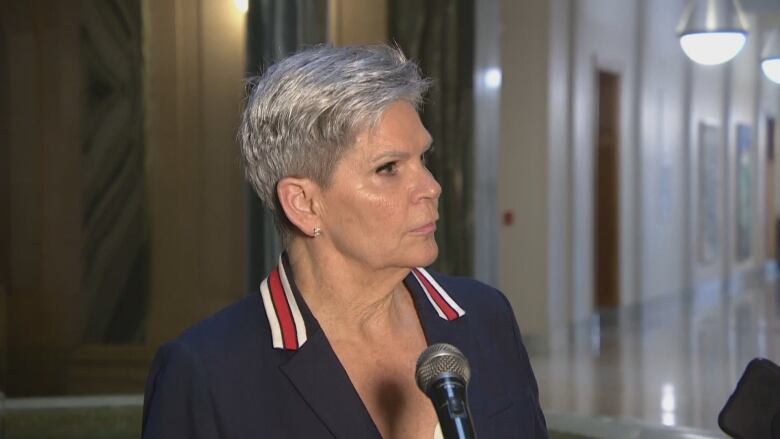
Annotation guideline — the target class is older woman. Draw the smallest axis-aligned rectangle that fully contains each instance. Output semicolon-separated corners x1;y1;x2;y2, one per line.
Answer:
142;45;548;438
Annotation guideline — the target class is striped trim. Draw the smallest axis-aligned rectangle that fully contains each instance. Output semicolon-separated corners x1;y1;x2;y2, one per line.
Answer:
259;256;308;350
278;260;308;347
259;260;465;349
412;267;466;320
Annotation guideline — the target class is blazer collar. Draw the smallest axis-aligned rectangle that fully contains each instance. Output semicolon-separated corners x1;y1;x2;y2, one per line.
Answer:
258;253;466;351
260;254;473;438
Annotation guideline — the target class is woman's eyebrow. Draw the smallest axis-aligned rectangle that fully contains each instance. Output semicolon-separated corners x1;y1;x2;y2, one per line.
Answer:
369;150;410;164
370;140;434;162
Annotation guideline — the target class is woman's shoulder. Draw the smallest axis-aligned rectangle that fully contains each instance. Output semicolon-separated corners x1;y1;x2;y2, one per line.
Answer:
166;293;270;362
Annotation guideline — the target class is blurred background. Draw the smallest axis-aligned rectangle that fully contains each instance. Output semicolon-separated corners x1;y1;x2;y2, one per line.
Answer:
1;0;779;437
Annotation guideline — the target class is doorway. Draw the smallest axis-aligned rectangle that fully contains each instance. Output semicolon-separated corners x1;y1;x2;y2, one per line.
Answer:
594;71;620;309
766;117;776;261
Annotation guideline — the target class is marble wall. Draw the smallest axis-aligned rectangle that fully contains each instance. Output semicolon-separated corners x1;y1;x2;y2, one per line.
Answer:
79;0;149;344
1;0;248;395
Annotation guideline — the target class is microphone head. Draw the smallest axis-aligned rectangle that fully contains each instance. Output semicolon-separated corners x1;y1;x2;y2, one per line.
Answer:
415;343;471;394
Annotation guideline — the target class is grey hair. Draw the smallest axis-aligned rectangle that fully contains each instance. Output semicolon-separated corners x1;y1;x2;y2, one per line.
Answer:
239;44;431;243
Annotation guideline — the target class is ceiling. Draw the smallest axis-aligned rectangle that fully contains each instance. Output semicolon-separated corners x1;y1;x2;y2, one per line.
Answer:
741;0;780;14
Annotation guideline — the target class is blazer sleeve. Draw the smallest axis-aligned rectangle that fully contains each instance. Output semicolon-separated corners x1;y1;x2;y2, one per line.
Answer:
500;293;550;438
142;340;220;439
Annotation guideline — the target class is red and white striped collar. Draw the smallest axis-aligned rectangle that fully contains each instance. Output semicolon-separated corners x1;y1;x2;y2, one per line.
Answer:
408;267;466;321
259;254;466;351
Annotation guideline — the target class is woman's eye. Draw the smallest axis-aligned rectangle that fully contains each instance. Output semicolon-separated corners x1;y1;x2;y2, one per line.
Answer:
376;161;398;174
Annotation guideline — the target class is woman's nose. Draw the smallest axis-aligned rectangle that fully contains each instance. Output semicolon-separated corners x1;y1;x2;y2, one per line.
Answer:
416;167;442;201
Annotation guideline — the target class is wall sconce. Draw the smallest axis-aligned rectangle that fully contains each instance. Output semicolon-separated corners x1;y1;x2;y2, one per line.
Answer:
762;29;780;84
677;0;749;65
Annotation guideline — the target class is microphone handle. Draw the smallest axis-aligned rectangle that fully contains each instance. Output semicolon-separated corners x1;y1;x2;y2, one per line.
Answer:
429;377;476;439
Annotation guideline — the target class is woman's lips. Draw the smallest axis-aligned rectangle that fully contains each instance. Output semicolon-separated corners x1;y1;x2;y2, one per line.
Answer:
411;222;437;234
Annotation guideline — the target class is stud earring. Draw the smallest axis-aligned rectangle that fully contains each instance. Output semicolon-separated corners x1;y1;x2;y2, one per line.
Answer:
313;226;322;237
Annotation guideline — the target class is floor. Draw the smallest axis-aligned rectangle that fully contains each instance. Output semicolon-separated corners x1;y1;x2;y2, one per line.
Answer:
531;272;780;434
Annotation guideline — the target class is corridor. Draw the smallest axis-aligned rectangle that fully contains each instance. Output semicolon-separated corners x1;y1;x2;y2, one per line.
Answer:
533;271;780;433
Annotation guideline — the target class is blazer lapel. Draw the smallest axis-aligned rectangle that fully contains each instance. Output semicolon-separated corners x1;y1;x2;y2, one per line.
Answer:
403;272;474;354
279;329;381;438
269;253;381;438
266;259;473;438
404;272;505;420
404;272;513;427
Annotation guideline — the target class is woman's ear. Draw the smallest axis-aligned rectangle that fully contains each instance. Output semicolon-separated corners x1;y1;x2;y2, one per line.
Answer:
276;177;321;237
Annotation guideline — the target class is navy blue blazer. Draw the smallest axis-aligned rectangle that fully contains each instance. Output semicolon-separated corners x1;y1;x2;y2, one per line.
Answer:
142;256;548;438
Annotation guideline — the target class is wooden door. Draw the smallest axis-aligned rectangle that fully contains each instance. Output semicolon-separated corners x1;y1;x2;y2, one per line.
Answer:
594;71;620;309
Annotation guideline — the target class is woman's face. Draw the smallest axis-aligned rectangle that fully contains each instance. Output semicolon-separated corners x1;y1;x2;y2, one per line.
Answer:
318;100;441;271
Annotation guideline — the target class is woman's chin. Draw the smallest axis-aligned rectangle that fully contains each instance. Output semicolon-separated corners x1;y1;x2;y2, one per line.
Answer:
412;241;439;268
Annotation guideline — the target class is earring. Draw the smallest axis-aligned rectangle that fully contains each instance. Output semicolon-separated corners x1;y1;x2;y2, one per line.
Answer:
313;226;322;237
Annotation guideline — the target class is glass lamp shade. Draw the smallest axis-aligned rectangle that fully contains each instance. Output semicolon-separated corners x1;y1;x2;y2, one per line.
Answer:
679;31;747;65
762;57;780;84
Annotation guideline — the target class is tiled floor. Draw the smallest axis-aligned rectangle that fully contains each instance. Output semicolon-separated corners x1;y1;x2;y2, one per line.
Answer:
531;273;780;433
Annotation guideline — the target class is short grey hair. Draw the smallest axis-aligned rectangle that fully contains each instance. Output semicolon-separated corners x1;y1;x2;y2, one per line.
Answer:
239;44;430;242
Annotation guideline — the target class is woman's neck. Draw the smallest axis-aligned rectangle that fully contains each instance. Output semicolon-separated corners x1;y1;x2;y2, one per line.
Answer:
286;240;414;340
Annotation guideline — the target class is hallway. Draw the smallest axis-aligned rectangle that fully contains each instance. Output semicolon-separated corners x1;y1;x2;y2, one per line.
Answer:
532;272;780;433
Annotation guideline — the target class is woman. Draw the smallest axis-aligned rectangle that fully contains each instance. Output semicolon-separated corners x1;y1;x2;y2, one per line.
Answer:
142;45;548;438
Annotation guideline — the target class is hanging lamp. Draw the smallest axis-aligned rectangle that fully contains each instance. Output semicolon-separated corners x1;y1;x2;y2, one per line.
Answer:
677;0;749;65
761;29;780;84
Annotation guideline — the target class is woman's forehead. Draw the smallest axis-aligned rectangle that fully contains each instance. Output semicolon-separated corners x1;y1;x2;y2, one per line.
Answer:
355;103;432;155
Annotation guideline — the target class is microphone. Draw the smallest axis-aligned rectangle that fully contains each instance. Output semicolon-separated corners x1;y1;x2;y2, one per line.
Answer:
719;358;780;438
415;343;476;439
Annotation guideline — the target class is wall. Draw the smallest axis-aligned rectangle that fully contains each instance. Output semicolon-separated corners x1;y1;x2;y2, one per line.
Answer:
728;15;761;278
0;0;10;393
637;0;688;301
497;0;552;345
473;0;501;285
2;1;84;394
755;18;780;265
570;0;640;319
143;0;247;347
546;0;573;343
329;0;387;45
0;0;247;395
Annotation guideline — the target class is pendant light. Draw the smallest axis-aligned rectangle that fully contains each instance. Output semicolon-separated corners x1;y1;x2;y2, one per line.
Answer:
762;29;780;84
677;0;749;66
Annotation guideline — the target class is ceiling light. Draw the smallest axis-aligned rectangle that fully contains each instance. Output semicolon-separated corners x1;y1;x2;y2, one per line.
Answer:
677;0;749;65
762;29;780;84
763;58;780;84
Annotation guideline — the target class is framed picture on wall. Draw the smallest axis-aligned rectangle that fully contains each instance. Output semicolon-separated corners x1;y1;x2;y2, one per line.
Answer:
698;121;720;264
735;123;753;262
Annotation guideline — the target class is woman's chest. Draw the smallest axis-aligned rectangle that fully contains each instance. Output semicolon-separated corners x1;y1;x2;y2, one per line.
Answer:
340;352;439;439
